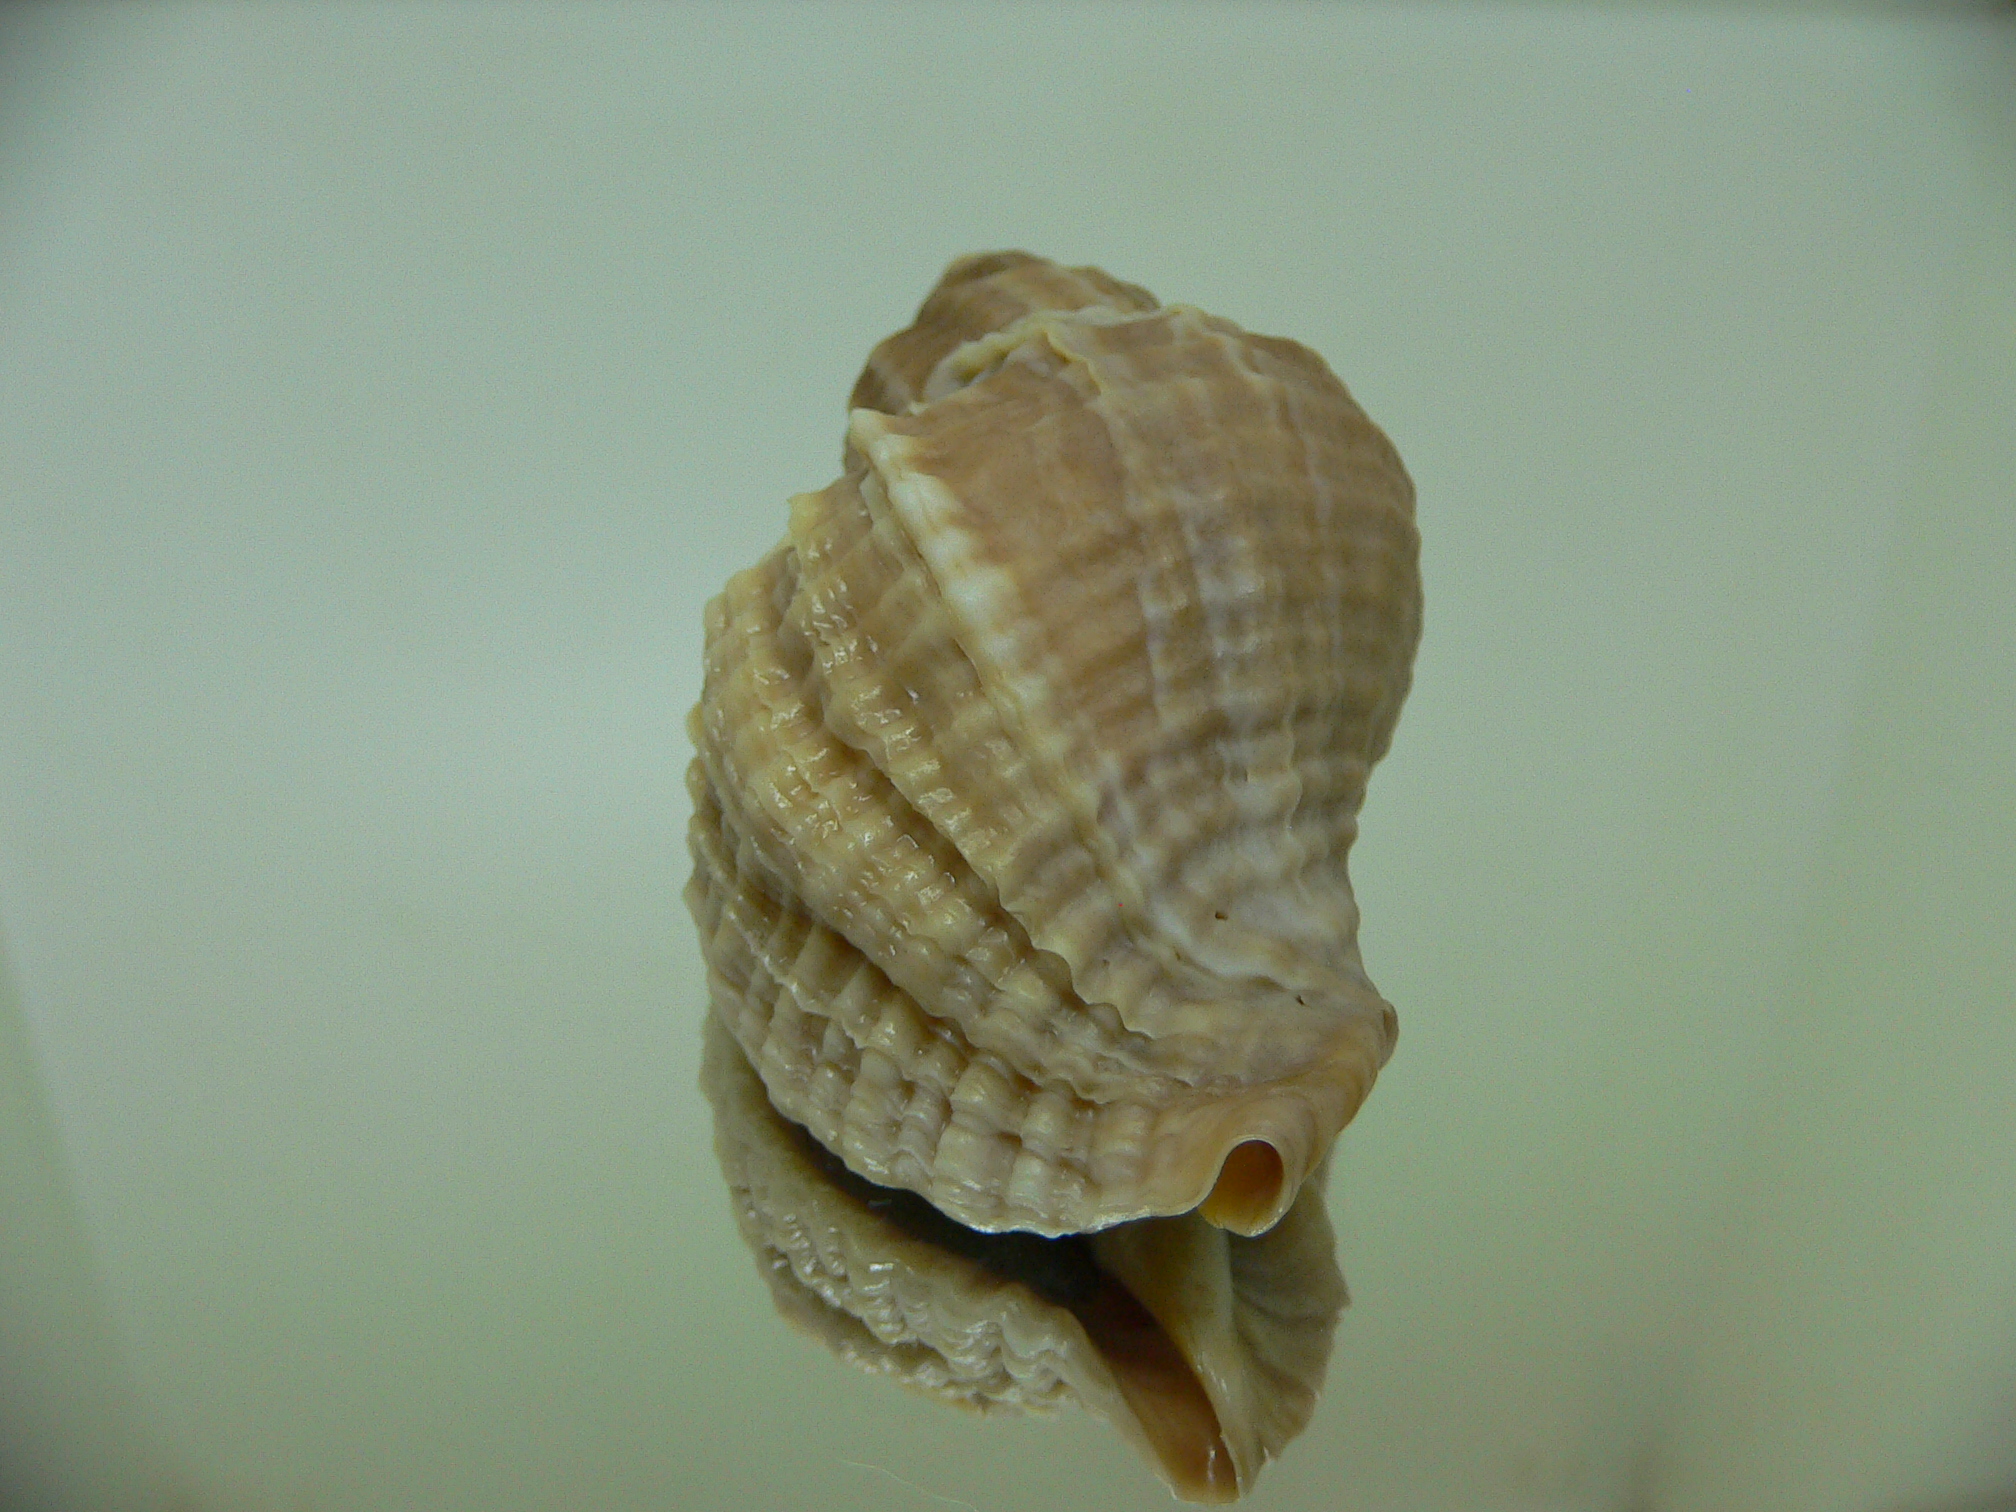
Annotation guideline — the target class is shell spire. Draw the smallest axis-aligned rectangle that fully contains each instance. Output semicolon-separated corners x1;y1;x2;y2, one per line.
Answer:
687;252;1421;1237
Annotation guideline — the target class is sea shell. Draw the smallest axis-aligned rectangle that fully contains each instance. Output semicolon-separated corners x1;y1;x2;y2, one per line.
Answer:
700;1013;1347;1504
687;251;1420;1237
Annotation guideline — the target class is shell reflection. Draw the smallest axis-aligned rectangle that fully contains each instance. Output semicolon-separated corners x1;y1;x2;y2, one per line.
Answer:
701;1014;1347;1503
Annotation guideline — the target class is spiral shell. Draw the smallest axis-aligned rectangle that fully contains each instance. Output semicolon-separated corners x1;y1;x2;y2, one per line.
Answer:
700;1013;1346;1503
687;252;1420;1237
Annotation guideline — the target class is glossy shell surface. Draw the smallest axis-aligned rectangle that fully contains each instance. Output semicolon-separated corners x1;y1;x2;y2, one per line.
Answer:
687;252;1421;1236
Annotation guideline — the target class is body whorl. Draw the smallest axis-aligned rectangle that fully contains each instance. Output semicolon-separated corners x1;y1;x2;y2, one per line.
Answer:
687;252;1421;1237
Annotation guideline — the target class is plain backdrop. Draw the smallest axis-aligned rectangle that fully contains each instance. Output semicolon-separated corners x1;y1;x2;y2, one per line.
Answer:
2;5;2013;1511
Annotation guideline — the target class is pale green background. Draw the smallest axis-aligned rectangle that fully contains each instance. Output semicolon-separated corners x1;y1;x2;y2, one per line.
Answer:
2;4;2012;1511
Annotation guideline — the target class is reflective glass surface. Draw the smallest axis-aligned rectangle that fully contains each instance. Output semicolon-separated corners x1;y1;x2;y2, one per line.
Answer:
3;6;2012;1511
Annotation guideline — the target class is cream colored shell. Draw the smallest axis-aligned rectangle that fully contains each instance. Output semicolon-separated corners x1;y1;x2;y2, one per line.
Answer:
701;1013;1347;1504
687;251;1421;1236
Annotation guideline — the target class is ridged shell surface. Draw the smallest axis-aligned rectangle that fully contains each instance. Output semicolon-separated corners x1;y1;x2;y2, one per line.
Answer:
687;251;1421;1236
701;1013;1346;1504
